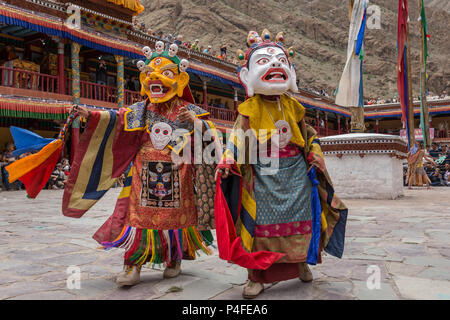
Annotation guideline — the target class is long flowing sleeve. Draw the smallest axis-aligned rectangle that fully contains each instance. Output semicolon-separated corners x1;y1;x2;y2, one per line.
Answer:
62;108;143;218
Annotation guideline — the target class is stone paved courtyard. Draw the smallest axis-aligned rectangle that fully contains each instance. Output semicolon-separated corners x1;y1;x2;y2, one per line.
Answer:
0;187;449;300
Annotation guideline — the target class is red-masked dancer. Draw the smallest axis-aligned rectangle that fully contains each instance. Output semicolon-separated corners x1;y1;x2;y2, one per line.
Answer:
214;30;348;299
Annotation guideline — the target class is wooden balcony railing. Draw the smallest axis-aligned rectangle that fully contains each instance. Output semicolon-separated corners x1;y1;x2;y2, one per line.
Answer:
0;66;58;93
204;105;235;122
80;80;117;103
125;89;142;106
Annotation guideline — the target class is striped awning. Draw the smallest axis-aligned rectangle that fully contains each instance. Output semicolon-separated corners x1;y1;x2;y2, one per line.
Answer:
0;96;70;119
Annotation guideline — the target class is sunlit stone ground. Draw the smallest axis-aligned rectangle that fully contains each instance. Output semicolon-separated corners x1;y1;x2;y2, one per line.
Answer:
0;187;449;300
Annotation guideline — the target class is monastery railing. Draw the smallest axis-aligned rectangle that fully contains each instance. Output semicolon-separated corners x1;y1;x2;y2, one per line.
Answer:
0;66;58;93
204;105;235;122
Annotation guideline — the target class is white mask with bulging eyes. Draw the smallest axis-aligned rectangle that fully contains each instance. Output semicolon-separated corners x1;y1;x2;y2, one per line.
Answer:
239;46;298;97
150;122;173;150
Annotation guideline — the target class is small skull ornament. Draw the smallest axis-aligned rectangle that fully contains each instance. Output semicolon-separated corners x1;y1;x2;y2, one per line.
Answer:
155;41;164;54
273;120;292;149
142;46;152;59
136;60;145;72
150;122;173;150
168;43;178;57
179;59;190;72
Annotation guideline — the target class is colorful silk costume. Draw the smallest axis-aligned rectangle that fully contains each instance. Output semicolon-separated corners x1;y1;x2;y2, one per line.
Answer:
215;30;348;284
63;98;219;267
63;42;220;268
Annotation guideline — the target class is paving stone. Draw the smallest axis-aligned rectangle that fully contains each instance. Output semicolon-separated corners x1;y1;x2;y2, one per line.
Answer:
386;262;426;277
383;244;428;258
347;237;380;243
424;229;450;242
416;267;450;281
69;239;101;250
156;278;232;300
67;278;117;298
99;282;163;300
352;281;399;300
210;286;245;300
182;266;248;285
363;247;387;256
8;290;76;300
314;280;353;295
401;238;426;244
0;261;23;271
44;254;98;267
254;279;316;300
404;256;450;268
0;281;60;300
437;248;450;259
393;275;450;300
343;254;403;263
152;274;199;294
348;216;376;222
6;264;54;276
39;272;71;283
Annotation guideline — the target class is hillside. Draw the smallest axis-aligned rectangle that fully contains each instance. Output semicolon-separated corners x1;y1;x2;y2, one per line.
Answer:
139;0;449;100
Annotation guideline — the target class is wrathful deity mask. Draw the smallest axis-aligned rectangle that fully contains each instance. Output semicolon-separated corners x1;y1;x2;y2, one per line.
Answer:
137;44;190;104
236;29;298;97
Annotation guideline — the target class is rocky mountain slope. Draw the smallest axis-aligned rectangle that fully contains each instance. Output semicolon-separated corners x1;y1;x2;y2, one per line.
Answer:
139;0;449;100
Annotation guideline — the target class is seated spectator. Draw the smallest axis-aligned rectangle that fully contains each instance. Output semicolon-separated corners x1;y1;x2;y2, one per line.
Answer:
174;35;183;46
156;31;164;40
429;142;441;158
442;164;450;186
48;163;67;189
424;162;434;176
61;158;70;174
429;168;444;186
147;28;153;36
165;33;174;42
1;143;16;191
441;144;449;156
191;39;200;52
203;45;212;55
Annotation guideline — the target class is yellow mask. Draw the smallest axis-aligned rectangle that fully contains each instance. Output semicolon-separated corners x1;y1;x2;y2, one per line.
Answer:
140;56;189;104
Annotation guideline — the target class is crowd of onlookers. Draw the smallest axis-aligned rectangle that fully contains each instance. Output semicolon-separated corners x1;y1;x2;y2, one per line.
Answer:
1;142;26;191
1;142;130;191
404;142;450;187
132;17;235;63
425;142;450;186
365;92;449;106
0;142;73;191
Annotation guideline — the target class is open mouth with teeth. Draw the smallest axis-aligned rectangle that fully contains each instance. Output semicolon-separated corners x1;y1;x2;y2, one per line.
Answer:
261;68;288;83
148;80;171;98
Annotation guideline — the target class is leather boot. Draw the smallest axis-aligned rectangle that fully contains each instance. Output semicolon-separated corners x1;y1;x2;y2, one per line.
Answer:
298;262;313;282
163;260;181;279
242;280;264;299
116;265;141;286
